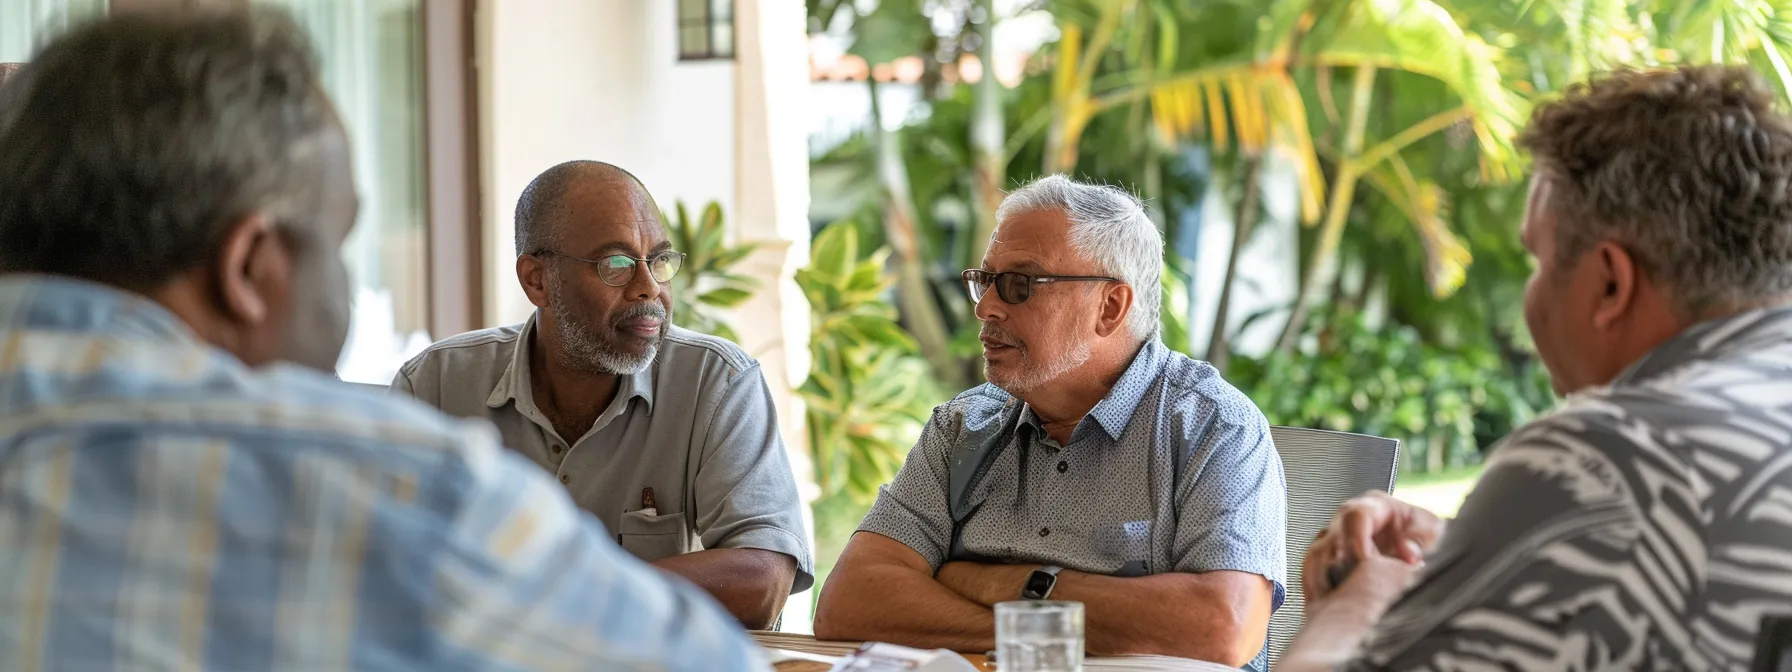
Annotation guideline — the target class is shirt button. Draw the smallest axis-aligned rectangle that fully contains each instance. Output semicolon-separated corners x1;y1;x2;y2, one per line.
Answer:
551;444;564;454
1057;460;1068;473
559;474;570;484
1038;527;1050;537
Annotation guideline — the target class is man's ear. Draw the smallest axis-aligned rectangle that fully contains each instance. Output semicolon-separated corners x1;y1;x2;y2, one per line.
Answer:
213;213;285;326
517;254;551;309
1589;241;1639;330
1095;282;1134;338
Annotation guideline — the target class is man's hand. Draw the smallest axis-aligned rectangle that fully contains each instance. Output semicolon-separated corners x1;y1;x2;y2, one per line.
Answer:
1309;553;1422;623
1303;491;1443;603
1278;553;1422;672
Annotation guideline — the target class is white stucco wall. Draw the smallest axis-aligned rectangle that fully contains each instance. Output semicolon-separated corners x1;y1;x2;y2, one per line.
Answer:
479;0;737;325
476;0;818;624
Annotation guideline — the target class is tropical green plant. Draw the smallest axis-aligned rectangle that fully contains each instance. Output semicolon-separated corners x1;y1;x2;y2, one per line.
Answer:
663;200;759;343
796;221;942;503
812;0;977;390
1229;308;1553;472
805;0;1792;480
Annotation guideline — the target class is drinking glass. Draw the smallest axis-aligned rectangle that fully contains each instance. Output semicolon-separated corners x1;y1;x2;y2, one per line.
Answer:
995;601;1084;672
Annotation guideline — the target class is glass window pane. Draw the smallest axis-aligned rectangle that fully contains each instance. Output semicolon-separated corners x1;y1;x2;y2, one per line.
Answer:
0;0;106;63
709;0;734;21
257;0;432;384
680;25;711;59
710;19;734;59
679;0;708;22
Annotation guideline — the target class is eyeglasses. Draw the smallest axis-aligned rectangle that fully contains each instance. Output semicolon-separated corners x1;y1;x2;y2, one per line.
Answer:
962;269;1119;305
534;249;686;287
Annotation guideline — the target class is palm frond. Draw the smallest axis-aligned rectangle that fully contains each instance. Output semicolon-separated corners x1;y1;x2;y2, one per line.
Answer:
1313;0;1530;182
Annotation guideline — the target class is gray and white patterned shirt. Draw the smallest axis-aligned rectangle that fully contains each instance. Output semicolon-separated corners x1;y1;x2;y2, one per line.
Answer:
1354;308;1792;671
860;340;1287;670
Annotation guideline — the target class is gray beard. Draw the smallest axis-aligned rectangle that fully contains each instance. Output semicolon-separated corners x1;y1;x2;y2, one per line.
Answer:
550;283;660;375
985;338;1091;395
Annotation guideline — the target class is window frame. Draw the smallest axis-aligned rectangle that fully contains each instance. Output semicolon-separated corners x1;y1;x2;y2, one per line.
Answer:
677;0;735;62
110;0;486;337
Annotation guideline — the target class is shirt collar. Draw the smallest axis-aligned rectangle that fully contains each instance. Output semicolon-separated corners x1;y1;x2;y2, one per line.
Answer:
485;312;657;415
1019;340;1166;443
0;274;200;344
1613;306;1792;387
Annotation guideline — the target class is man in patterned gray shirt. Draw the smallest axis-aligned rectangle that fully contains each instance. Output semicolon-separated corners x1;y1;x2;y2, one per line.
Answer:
815;175;1287;669
1284;65;1792;671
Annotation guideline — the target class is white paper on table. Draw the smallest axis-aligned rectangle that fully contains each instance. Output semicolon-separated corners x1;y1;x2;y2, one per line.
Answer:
828;643;980;671
765;648;843;665
1084;654;1242;671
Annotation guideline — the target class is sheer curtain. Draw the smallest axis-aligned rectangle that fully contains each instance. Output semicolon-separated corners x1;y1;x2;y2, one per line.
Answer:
0;0;105;62
257;0;433;384
3;0;433;384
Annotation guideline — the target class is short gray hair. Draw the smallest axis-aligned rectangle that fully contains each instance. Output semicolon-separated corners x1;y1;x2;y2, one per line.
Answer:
995;175;1163;340
0;9;335;291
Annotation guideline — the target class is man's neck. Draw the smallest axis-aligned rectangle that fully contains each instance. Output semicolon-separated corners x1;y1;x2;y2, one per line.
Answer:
528;327;621;443
1022;341;1143;445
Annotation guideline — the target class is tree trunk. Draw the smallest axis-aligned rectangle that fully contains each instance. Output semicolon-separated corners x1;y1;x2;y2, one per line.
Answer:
1274;65;1377;353
868;78;963;388
967;0;1006;266
1205;155;1262;371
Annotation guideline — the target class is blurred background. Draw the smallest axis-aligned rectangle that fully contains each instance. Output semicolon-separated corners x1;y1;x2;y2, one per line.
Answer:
9;0;1791;628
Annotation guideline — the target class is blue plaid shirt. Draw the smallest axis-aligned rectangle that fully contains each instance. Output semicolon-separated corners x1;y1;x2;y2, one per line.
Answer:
0;276;766;671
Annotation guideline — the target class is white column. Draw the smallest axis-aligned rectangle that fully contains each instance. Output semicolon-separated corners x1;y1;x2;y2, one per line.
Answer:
732;0;817;630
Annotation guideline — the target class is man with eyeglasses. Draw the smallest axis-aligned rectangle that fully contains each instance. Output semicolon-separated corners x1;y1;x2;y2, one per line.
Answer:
395;160;811;630
815;175;1287;670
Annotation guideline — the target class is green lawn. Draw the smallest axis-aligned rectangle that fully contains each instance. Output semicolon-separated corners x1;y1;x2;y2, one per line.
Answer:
1391;465;1484;518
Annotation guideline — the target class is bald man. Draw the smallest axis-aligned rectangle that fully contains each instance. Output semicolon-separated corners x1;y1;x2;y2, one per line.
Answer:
395;161;811;628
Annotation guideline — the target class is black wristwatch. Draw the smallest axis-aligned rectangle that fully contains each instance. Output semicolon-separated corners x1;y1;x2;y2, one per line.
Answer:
1021;565;1063;600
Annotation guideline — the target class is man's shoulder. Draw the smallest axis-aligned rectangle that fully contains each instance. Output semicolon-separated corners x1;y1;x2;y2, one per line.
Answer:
1500;379;1792;494
400;324;523;376
249;366;498;452
936;383;1021;426
38;362;503;471
395;325;522;411
1151;346;1268;430
658;326;760;377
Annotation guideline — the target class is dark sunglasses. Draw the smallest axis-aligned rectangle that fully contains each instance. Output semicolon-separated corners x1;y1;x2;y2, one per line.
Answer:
962;269;1120;305
534;249;686;287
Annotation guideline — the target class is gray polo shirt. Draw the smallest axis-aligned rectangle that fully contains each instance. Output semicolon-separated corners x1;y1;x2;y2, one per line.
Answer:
859;340;1286;671
392;316;814;592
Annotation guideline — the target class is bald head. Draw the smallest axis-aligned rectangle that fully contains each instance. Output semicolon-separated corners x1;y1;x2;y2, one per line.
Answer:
513;160;673;378
514;160;652;256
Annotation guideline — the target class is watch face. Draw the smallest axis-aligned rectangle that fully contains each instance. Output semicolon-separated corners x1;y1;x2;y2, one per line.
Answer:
1024;571;1054;598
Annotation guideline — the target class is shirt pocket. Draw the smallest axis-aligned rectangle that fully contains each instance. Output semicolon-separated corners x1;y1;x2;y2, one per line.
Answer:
1094;520;1153;576
617;509;691;562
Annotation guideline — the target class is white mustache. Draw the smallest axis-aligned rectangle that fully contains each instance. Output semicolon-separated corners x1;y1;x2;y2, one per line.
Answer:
614;303;667;326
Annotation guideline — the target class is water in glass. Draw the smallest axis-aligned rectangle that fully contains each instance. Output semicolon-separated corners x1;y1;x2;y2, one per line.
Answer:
995;601;1084;672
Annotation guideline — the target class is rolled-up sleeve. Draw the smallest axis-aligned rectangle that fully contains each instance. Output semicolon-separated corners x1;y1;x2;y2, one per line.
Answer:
856;407;958;571
691;363;816;593
1171;410;1288;609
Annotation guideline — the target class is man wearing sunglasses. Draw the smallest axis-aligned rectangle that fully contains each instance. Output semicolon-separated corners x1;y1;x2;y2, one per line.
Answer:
394;160;811;630
816;175;1286;670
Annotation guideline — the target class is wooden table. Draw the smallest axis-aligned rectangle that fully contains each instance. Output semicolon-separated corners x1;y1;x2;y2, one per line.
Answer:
751;632;1240;671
